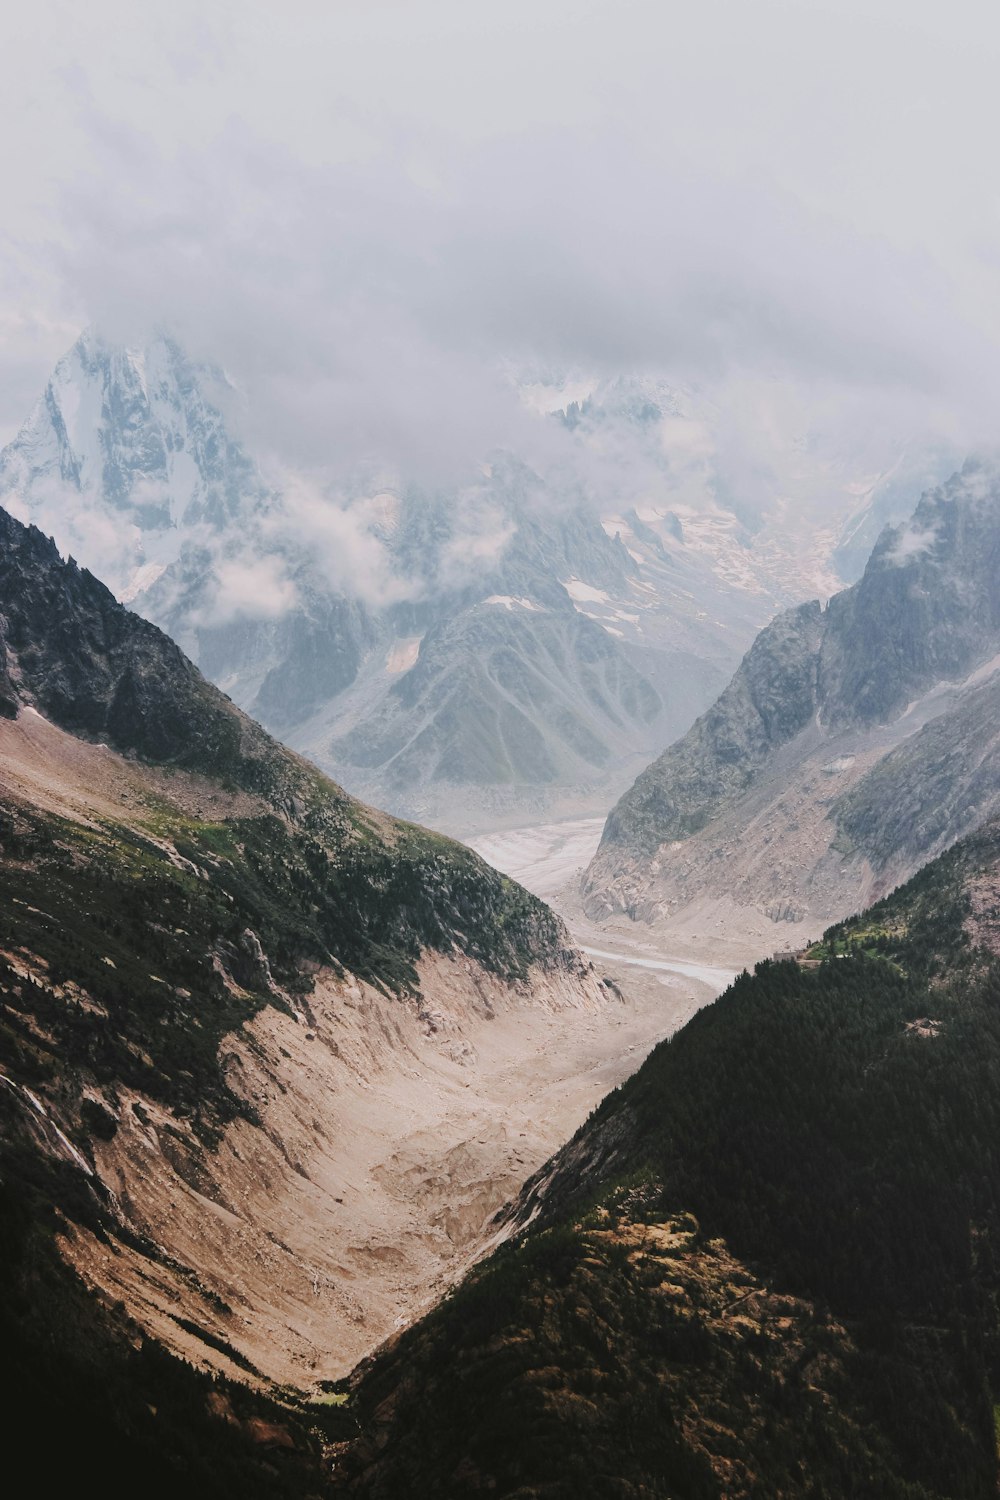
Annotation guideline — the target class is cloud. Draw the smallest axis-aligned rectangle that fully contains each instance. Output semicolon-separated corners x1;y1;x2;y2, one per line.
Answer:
278;474;418;606
435;480;516;590
3;0;1000;548
885;522;941;566
49;119;993;479
195;552;299;625
1;475;145;589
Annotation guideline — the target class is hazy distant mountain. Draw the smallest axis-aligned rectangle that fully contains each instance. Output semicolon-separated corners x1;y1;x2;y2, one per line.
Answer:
585;458;1000;950
0;333;959;833
0;330;273;598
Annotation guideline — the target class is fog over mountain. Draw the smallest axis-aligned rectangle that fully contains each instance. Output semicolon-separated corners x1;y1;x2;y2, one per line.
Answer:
4;2;1000;496
3;3;999;829
0;327;961;830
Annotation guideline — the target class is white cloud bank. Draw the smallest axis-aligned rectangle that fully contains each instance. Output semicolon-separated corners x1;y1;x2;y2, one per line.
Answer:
3;1;1000;520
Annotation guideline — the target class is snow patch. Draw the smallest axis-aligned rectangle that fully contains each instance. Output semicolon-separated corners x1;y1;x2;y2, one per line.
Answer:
120;561;167;603
563;578;609;605
386;637;422;673
482;595;543;612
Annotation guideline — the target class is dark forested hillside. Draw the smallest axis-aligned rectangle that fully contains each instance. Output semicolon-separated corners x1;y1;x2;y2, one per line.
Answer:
334;819;1000;1497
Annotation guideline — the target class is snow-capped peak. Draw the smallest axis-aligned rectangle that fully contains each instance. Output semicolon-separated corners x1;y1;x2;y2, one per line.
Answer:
0;329;270;598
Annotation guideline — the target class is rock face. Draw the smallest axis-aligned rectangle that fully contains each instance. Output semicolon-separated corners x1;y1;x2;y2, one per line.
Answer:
817;462;1000;724
319;502;665;826
600;599;825;857
0;504;279;779
585;459;1000;947
832;670;1000;870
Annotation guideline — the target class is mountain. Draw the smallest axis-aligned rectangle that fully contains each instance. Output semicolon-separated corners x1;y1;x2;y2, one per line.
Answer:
0;334;957;835
289;478;678;831
584;457;1000;953
0;329;273;598
0;501;624;1465
331;824;1000;1496
8;489;1000;1494
536;367;961;592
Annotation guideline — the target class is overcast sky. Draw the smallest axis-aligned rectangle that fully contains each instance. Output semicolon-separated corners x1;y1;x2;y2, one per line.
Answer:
4;0;1000;478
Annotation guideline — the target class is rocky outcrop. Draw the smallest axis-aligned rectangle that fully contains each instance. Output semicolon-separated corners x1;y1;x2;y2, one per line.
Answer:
817;459;1000;725
599;599;824;858
0;505;315;806
831;668;1000;872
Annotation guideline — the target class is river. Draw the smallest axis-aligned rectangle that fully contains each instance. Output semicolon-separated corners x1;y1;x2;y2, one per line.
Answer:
468;816;740;995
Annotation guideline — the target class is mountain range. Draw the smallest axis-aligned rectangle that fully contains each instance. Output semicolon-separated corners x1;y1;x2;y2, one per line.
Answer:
0;330;957;835
7;329;1000;1496
6;489;1000;1495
